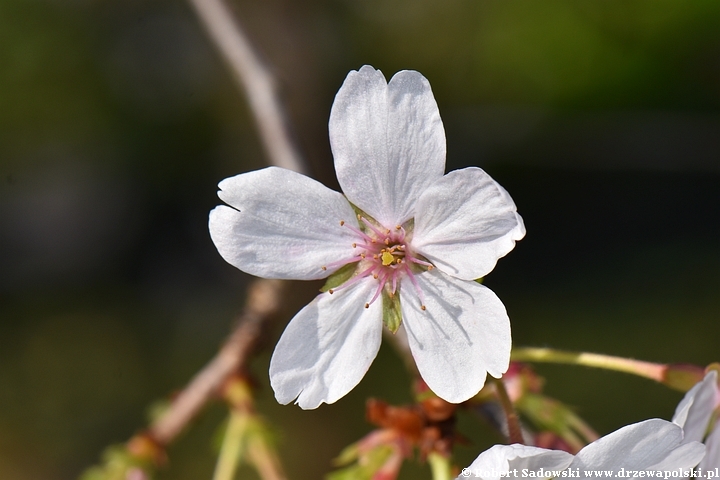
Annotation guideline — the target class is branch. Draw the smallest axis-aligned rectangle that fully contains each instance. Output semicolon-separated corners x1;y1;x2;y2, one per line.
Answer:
149;0;313;448
84;1;308;476
187;0;309;175
150;279;284;446
149;0;312;452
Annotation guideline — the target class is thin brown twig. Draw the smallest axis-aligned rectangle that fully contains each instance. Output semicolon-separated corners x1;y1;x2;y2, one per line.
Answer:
148;0;310;448
150;279;285;446
187;0;308;175
86;2;308;476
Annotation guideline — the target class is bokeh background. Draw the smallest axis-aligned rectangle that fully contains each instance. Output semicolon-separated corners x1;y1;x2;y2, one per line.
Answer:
2;0;720;478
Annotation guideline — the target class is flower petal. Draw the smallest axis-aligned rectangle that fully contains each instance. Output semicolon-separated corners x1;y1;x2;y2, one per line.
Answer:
329;65;446;228
571;419;706;474
400;269;511;403
413;167;526;281
699;419;720;470
269;278;383;409
460;444;573;480
672;370;718;443
209;167;360;280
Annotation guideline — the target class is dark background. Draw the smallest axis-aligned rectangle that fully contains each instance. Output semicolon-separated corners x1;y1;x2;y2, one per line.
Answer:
1;0;719;478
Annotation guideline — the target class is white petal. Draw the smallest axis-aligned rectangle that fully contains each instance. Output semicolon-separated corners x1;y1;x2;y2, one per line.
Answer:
460;444;573;480
413;167;526;281
400;269;511;403
209;167;360;280
269;278;383;409
699;419;720;471
672;370;718;443
329;65;446;228
571;419;706;475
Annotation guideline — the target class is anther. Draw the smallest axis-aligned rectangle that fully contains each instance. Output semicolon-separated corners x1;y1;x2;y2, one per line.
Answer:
373;274;379;279
352;243;357;248
360;253;366;258
321;266;327;270
328;289;334;294
395;225;401;230
364;303;369;309
340;220;345;226
384;238;390;245
428;265;434;270
373;254;378;259
421;305;427;311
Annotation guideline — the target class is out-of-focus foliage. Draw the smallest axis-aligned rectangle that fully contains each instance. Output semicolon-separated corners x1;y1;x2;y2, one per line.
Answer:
1;0;719;479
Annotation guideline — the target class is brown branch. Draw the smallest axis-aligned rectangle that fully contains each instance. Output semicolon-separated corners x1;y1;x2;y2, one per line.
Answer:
150;278;285;446
147;0;311;449
187;0;308;175
85;3;309;477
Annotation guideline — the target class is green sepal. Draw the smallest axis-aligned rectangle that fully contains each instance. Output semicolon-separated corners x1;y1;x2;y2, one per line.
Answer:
382;290;402;334
320;263;357;293
348;202;372;222
474;277;484;284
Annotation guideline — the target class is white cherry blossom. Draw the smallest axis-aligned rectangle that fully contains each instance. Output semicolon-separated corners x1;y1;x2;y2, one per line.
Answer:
672;370;720;471
459;419;705;479
209;65;525;409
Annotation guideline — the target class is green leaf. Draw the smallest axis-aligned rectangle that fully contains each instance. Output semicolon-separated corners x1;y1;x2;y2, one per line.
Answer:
320;263;357;293
382;290;402;333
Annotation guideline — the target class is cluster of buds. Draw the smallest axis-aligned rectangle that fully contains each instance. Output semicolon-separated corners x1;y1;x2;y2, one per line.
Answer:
329;382;461;480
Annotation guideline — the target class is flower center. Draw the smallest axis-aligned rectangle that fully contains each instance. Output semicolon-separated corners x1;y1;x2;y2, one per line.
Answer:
321;215;434;310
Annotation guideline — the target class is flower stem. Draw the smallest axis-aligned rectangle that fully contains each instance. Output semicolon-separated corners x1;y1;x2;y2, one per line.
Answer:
492;377;524;444
428;452;452;480
511;347;666;382
221;376;288;480
247;431;287;480
213;411;247;480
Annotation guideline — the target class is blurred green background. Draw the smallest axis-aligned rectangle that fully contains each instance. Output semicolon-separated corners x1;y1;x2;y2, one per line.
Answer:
1;0;720;478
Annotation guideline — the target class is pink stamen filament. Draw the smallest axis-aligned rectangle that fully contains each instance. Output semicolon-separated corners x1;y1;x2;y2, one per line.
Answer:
321;255;363;271
403;264;426;309
405;256;433;268
328;264;376;294
326;217;431;311
343;224;374;244
367;270;390;307
359;216;387;238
